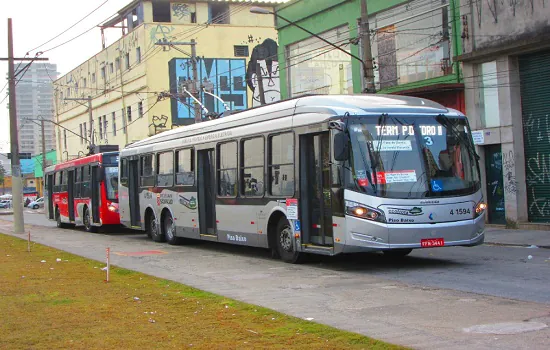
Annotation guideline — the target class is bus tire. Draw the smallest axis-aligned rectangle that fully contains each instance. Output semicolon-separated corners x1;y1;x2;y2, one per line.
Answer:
382;249;413;258
276;217;303;264
147;211;164;242
83;207;98;233
163;212;181;245
55;208;67;229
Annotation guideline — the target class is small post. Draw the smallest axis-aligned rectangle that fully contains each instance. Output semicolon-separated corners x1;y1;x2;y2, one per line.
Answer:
27;231;30;252
106;247;110;282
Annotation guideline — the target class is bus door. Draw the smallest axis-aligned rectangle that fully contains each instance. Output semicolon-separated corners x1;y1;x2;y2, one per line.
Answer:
299;132;334;247
197;149;216;235
128;159;141;227
67;170;75;222
91;165;100;224
47;174;54;220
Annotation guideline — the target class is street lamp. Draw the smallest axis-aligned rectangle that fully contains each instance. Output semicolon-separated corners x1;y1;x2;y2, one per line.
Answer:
250;6;375;93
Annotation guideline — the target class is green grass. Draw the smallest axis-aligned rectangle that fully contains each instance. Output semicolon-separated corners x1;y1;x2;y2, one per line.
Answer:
0;233;406;349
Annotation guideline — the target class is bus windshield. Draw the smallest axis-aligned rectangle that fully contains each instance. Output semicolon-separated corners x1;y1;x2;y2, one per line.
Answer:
348;115;481;199
104;166;119;202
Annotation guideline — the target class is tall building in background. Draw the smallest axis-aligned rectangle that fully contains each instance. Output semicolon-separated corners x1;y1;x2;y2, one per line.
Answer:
16;63;58;159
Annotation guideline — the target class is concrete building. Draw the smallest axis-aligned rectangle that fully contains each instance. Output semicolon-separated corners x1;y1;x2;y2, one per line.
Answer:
457;1;550;226
16;63;58;156
275;0;465;112
54;0;284;158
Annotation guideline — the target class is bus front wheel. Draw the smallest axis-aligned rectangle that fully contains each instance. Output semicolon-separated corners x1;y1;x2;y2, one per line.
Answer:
276;217;303;264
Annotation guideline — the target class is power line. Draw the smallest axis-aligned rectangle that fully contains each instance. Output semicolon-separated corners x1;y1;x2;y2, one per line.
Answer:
27;0;110;55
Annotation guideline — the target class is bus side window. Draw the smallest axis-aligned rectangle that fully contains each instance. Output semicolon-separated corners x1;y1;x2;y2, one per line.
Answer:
140;154;155;187
75;167;82;198
240;137;264;197
156;152;174;187
61;171;68;192
268;132;294;197
120;159;128;187
217;142;237;197
82;165;91;198
176;149;194;186
54;172;61;193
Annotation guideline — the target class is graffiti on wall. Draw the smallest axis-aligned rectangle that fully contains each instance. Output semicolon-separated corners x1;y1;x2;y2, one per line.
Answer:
149;25;176;47
169;58;248;124
172;3;190;20
246;38;280;107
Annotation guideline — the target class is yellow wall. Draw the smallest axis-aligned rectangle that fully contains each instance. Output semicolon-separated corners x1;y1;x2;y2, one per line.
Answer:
55;1;279;158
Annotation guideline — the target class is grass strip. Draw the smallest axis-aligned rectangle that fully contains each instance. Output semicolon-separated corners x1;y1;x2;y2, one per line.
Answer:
0;233;406;349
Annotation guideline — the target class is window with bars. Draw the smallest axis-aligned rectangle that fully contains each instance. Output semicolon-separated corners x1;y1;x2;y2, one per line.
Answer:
234;45;249;57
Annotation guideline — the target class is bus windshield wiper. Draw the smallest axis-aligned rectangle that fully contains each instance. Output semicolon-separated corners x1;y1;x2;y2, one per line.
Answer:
436;114;480;161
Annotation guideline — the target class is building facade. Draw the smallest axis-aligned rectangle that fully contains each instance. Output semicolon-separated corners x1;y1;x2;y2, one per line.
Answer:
16;63;58;156
457;2;550;226
275;0;465;112
55;0;283;158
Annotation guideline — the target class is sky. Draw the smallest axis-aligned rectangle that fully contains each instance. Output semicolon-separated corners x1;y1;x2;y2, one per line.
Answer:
0;0;132;153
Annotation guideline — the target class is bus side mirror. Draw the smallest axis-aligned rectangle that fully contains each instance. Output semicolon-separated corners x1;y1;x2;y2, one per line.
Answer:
333;132;349;161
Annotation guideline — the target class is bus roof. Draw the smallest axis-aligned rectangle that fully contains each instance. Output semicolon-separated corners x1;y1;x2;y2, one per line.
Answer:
124;94;457;150
44;151;119;174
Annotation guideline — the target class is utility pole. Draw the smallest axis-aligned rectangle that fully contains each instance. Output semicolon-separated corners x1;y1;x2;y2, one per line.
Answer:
255;63;266;105
41;119;46;172
156;39;202;122
2;19;48;234
65;96;94;154
190;39;201;123
360;0;376;93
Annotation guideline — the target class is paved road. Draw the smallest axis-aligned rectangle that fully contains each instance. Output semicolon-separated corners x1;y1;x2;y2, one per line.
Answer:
1;213;549;349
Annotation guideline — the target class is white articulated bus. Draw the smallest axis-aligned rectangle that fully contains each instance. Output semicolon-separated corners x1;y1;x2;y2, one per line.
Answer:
118;95;485;263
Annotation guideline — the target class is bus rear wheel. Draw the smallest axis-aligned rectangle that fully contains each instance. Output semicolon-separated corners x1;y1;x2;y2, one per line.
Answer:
83;207;98;233
276;217;303;264
164;213;181;245
147;212;164;242
382;249;413;258
56;208;67;229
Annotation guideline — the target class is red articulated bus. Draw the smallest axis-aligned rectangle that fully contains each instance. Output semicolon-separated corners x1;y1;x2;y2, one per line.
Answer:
44;151;120;232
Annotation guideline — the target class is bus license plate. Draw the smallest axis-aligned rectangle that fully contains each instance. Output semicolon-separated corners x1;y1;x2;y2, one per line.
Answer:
421;238;444;247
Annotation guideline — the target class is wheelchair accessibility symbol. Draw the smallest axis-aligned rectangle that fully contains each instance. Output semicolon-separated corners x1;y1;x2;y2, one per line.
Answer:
294;220;301;232
431;180;443;192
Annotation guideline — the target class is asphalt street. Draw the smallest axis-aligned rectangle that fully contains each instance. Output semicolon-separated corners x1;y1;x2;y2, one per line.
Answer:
1;211;549;349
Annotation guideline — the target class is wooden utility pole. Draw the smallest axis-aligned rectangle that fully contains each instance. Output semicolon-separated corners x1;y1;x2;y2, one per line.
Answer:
156;39;202;122
255;63;266;105
360;0;376;93
2;19;48;234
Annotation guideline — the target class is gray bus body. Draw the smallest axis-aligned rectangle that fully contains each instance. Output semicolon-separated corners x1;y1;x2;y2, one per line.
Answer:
118;95;485;262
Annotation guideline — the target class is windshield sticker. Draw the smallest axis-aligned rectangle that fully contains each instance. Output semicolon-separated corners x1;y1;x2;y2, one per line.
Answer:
431;179;443;192
372;140;412;151
376;170;417;184
356;170;367;178
357;178;369;187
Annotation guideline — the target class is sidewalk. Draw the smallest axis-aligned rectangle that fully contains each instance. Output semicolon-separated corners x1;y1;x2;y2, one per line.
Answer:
485;226;550;248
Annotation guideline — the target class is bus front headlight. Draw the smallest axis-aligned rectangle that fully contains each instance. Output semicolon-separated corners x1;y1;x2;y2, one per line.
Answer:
475;201;486;218
345;201;386;223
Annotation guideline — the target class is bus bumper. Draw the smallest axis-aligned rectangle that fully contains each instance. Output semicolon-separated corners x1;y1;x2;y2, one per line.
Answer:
341;214;485;253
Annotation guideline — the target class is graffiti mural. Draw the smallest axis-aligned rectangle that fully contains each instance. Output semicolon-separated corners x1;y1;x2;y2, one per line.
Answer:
169;58;248;124
172;3;190;20
149;24;176;47
246;38;280;107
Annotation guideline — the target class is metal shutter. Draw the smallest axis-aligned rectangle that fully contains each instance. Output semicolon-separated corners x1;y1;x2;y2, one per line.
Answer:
520;50;550;222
